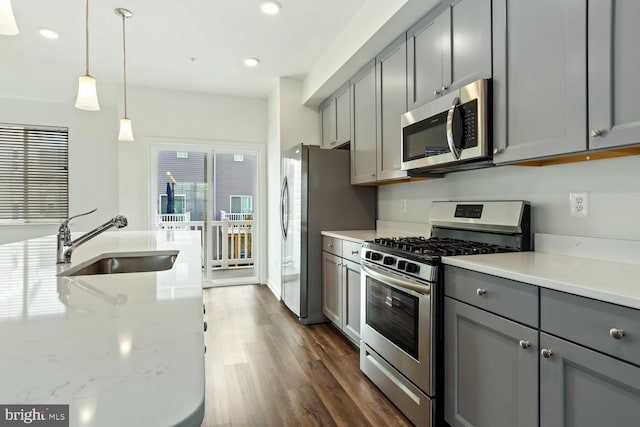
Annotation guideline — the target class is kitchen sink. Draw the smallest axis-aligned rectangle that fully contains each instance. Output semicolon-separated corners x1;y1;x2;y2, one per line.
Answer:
57;250;180;276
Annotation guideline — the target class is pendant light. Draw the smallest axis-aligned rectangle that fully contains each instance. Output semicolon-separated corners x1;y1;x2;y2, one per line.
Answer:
116;8;134;141
0;0;19;35
75;0;100;111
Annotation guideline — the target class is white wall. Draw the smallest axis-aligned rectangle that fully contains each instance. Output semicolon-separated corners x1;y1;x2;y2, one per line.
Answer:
266;78;321;296
379;155;640;241
117;86;267;231
0;96;119;244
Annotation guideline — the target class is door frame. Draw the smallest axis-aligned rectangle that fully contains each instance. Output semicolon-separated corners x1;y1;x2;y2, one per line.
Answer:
149;139;266;287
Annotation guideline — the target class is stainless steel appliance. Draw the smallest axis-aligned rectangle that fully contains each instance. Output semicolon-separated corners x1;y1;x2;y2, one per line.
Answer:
281;144;376;325
360;200;531;427
401;79;491;174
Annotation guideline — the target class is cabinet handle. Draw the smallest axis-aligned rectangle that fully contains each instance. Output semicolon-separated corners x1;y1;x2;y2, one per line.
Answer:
328;243;333;248
590;129;603;137
204;321;208;332
519;340;530;349
541;348;553;358
203;303;206;315
493;148;504;155
476;288;487;296
336;262;342;266
610;328;625;340
330;141;337;145
351;250;359;255
441;85;448;93
370;173;376;177
434;89;442;96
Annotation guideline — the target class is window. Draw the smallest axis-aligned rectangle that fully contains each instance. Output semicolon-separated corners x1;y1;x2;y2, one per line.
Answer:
230;195;252;213
0;124;69;222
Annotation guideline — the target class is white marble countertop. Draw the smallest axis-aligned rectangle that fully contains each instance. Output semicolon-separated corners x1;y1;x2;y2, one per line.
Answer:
321;230;378;243
0;231;205;427
442;252;640;310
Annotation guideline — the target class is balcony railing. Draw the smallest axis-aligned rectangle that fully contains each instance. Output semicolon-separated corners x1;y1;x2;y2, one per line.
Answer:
156;216;253;270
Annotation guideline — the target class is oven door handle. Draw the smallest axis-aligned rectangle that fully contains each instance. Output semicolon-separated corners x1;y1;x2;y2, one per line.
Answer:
361;264;431;295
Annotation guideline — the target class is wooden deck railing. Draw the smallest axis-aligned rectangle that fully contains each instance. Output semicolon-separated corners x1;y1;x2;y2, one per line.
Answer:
156;217;254;269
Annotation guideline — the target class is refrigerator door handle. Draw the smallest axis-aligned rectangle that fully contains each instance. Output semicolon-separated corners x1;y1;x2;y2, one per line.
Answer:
281;177;288;239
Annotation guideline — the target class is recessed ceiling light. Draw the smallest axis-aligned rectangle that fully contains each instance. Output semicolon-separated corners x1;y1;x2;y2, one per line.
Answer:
244;57;260;67
39;28;59;39
260;1;282;15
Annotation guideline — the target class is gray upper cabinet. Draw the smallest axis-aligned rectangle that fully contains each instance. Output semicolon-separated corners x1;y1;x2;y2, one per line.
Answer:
350;61;377;184
445;297;539;427
321;84;350;149
492;0;587;164
408;0;492;110
540;332;640;427
376;35;409;182
321;97;336;149
588;0;640;150
407;9;449;109
449;0;492;91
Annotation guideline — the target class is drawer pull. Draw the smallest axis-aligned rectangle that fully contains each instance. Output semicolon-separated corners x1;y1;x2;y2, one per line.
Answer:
328;243;333;248
352;250;359;255
519;340;530;350
204;321;208;332
476;288;487;296
541;348;553;359
610;328;625;340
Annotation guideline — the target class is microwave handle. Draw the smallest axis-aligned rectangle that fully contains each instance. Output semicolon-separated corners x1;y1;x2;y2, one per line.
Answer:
446;97;462;160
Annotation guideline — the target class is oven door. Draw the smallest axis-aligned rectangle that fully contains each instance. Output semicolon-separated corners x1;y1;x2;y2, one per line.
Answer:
360;262;434;395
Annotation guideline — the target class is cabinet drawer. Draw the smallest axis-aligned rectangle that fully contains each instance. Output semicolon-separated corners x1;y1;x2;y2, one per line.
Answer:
342;240;362;263
445;266;538;327
541;289;640;366
322;236;342;257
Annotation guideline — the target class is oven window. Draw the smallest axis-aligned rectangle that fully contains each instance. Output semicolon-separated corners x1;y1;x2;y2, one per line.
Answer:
366;277;419;359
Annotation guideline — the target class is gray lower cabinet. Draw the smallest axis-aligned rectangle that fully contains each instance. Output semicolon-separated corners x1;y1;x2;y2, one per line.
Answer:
445;265;640;427
444;298;538;427
540;332;640;427
350;61;377;185
588;0;640;150
492;0;587;163
322;237;362;345
322;251;342;326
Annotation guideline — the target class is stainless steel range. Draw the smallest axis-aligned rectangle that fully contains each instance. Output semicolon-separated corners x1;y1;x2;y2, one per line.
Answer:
360;201;532;427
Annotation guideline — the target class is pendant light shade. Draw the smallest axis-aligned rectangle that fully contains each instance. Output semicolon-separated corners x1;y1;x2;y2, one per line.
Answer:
75;0;100;111
0;0;19;35
75;75;100;111
118;118;134;141
116;8;134;141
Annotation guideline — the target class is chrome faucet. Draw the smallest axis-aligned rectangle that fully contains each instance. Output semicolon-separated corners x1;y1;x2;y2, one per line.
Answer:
57;209;128;264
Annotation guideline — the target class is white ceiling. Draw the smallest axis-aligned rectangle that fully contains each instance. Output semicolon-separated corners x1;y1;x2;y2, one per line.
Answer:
3;0;370;100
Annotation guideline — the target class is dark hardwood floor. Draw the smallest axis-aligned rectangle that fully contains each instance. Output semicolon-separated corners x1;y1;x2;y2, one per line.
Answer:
202;284;412;427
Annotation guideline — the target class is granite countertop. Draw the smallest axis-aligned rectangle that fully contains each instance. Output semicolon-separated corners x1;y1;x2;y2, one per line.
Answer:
442;251;640;310
0;231;205;427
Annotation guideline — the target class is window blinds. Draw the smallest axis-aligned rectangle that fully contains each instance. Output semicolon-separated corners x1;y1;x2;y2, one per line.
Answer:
0;124;69;222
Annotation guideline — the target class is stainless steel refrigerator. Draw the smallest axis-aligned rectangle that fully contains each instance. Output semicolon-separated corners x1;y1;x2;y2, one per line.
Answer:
280;144;376;325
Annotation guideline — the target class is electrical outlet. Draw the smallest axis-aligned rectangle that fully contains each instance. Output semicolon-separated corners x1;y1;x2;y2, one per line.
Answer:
400;199;407;213
570;192;589;217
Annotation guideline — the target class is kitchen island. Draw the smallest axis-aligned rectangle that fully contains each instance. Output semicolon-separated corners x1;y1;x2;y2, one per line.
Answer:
0;231;205;427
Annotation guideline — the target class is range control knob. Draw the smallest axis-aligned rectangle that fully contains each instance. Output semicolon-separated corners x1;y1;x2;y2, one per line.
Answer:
383;256;396;266
397;260;407;270
364;250;372;259
371;252;382;261
405;263;420;274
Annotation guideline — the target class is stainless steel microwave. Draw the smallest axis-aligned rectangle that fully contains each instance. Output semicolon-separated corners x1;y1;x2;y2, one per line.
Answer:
401;79;491;173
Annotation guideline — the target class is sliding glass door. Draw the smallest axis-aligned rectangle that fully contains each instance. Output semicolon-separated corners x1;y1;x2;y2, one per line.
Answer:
151;143;261;287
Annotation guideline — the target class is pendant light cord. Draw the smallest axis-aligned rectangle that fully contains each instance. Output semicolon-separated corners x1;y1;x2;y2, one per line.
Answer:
121;12;128;118
85;0;89;75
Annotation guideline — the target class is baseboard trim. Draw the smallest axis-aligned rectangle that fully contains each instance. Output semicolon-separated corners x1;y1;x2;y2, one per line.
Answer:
265;280;281;300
